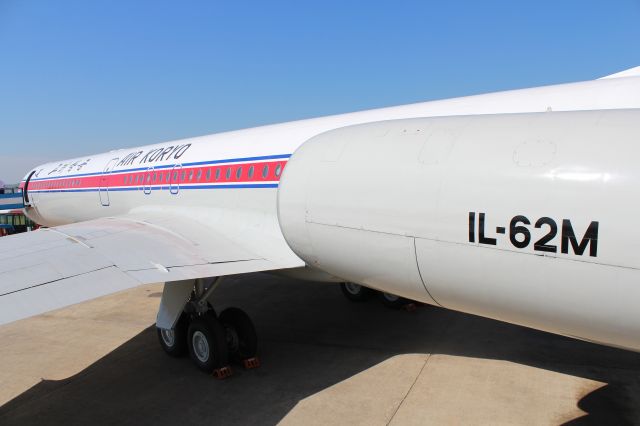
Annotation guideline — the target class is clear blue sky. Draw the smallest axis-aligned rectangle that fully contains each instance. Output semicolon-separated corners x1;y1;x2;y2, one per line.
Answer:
1;0;639;182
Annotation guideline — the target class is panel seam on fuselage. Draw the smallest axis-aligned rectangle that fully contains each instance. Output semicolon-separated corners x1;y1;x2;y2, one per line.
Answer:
306;220;635;272
412;237;444;307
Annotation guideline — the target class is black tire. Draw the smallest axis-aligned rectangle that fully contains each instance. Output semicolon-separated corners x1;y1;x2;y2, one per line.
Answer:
378;291;409;309
340;282;373;302
220;307;258;360
187;315;229;373
156;312;189;357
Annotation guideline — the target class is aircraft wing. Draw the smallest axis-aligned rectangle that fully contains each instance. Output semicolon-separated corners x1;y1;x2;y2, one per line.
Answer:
0;207;304;325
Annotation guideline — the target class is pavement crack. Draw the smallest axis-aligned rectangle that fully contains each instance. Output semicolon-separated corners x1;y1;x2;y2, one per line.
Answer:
386;354;431;426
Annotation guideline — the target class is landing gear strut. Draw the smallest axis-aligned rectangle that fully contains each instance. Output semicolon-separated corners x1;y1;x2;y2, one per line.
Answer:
155;277;259;375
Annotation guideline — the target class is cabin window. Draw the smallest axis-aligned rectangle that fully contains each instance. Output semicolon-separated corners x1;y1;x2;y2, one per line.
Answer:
275;164;282;177
226;168;231;180
189;170;194;181
236;167;242;180
262;165;269;178
206;169;211;180
248;166;254;179
215;168;221;181
197;170;202;181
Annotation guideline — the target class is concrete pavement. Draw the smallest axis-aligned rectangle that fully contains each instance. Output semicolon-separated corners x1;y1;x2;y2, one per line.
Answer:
1;273;640;425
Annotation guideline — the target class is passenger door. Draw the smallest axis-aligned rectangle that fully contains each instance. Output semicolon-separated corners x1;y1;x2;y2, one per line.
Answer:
99;158;119;206
169;164;182;195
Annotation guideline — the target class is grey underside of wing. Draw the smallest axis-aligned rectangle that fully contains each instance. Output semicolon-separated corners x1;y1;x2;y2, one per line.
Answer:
0;211;304;325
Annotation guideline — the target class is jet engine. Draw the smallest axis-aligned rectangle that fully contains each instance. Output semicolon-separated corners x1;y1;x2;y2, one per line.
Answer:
277;111;640;351
277;118;449;305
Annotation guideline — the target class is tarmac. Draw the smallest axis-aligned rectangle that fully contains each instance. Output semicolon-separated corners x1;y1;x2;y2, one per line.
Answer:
1;273;640;425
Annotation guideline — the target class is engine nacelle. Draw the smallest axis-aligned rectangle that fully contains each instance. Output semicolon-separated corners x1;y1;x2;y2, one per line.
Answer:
278;110;640;352
277;118;442;305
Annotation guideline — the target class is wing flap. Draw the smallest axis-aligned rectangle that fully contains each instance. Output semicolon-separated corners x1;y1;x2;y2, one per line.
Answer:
125;259;274;283
1;266;138;323
0;209;303;325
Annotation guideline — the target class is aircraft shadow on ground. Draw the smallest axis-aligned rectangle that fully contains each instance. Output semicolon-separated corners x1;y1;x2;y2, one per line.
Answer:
1;273;639;425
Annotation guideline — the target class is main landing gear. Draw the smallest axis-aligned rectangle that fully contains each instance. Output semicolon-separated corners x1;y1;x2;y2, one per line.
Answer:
339;282;417;309
156;278;259;376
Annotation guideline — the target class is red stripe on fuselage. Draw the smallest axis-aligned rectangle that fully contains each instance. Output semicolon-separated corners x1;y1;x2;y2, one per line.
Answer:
29;160;287;191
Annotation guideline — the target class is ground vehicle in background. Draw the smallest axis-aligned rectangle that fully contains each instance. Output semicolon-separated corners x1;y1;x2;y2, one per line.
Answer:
0;186;35;236
0;212;36;236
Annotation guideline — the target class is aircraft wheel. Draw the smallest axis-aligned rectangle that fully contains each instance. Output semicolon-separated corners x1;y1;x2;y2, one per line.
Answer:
340;282;372;302
157;312;189;357
379;291;409;309
188;314;229;373
220;307;258;360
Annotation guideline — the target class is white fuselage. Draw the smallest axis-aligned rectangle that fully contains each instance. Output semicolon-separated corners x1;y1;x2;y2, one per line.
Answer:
23;76;640;226
21;75;640;351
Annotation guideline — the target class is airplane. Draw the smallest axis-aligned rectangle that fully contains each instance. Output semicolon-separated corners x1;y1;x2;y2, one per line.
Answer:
1;66;640;374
